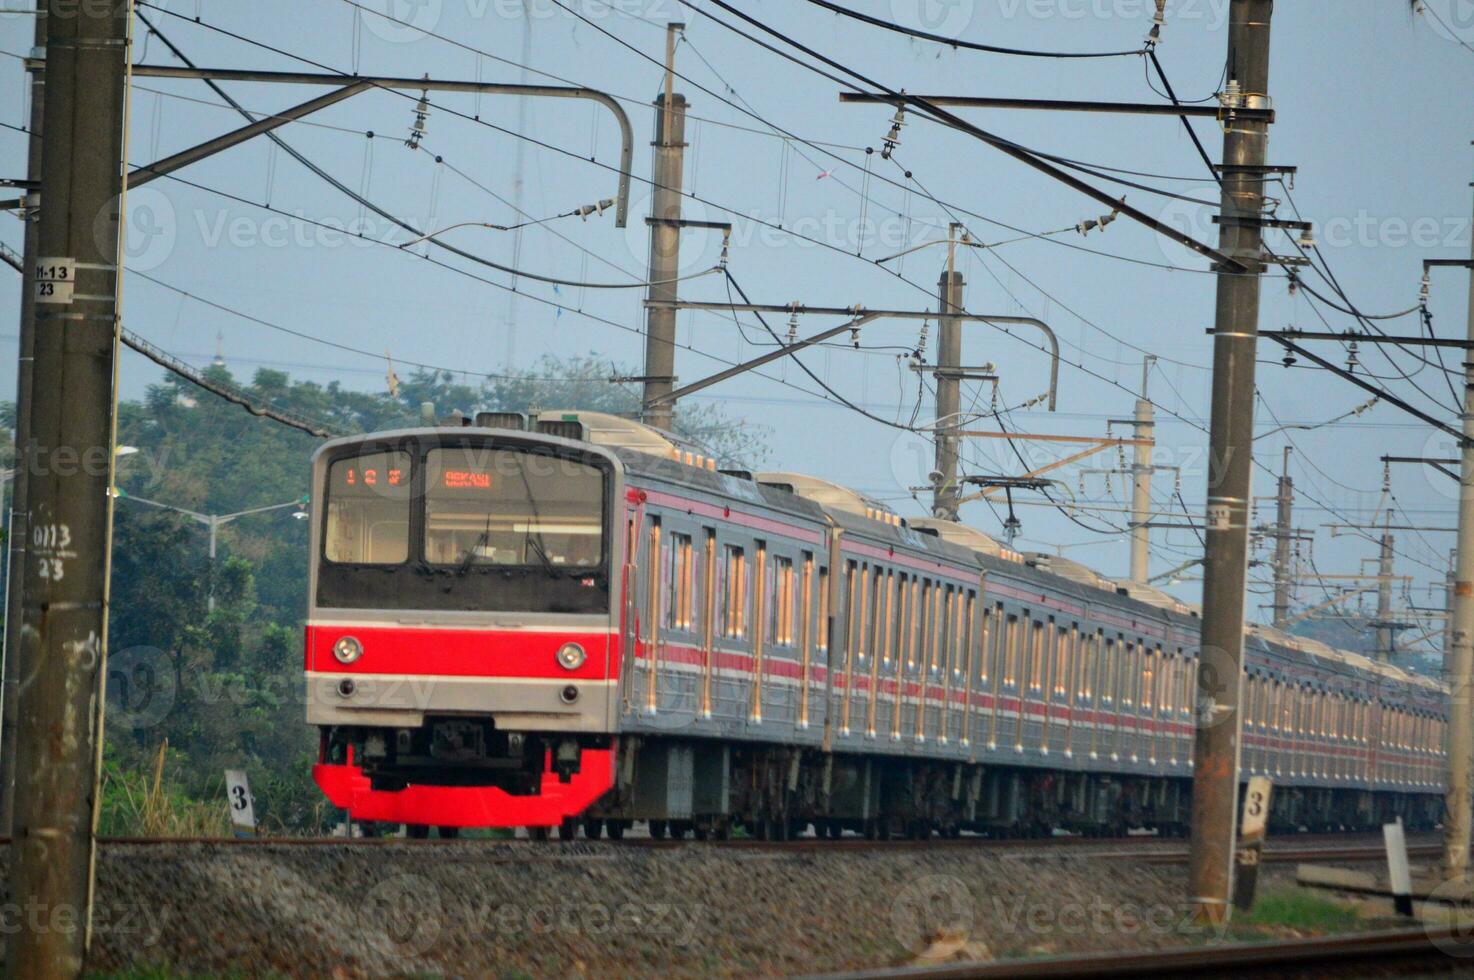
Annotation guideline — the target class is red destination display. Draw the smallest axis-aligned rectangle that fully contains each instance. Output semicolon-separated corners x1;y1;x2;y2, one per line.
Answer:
443;470;493;490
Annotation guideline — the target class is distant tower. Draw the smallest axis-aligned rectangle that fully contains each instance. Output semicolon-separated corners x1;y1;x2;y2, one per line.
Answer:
211;330;226;369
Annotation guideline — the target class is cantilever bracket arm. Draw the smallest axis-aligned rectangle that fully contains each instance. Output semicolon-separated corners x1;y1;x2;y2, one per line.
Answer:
1262;334;1469;448
73;62;635;228
642;300;1061;412
644;312;882;409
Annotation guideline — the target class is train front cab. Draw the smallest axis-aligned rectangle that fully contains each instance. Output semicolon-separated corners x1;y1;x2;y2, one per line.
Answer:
304;427;625;830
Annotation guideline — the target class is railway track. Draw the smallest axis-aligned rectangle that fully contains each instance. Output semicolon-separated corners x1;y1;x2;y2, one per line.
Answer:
1;831;1436;866
812;927;1472;979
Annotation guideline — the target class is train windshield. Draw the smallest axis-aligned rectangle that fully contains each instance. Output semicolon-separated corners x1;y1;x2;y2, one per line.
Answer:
316;440;612;614
424;447;604;570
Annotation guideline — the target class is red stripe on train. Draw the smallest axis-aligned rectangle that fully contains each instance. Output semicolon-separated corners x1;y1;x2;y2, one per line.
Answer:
304;624;615;680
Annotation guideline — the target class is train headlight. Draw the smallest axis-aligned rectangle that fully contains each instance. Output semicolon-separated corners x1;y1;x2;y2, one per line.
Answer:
556;642;587;671
333;635;364;665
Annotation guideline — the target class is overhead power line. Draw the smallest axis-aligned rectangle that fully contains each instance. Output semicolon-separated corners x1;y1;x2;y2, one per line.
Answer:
794;0;1146;58
120;330;338;438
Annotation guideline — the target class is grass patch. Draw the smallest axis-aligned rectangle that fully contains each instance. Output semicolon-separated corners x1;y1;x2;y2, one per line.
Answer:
1230;887;1362;937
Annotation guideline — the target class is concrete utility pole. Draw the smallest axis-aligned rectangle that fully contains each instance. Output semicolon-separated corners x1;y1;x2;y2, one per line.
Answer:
0;1;47;837
1443;170;1474;883
1129;356;1157;584
7;0;132;975
641;22;687;432
1269;447;1295;629
933;222;965;521
1375;511;1397;662
1446;549;1457;678
1188;0;1273;924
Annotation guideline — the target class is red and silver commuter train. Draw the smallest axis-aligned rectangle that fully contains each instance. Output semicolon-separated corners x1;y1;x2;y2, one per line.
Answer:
306;411;1447;839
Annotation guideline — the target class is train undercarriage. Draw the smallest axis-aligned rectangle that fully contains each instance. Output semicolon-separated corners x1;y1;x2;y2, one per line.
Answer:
315;728;1443;841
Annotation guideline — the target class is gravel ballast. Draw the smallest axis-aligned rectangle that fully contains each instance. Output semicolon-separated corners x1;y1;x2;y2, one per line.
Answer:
0;840;1358;977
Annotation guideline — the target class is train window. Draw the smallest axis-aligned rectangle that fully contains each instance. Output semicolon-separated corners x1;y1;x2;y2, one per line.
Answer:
807;554;819;660
324;450;412;564
917;580;932;671
902;577;913;669
1029;621;1044;694
867;567;882;664
816;564;829;653
882;570;897;666
423;447;604;568
702;530;716;640
961;592;972;677
1076;631;1093;700
1179;650;1191;718
978;604;993;685
1004;615;1020;687
932;584;948;674
1140;647;1154;711
890;572;906;667
771;555;795;646
665;532;695;631
720;544;747;638
1054;626;1070;697
844;561;860;663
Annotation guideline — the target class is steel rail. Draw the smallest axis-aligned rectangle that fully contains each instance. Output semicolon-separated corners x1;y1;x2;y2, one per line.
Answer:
808;927;1461;979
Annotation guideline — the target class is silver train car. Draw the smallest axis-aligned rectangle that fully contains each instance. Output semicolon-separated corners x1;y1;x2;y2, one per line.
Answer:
307;411;1447;839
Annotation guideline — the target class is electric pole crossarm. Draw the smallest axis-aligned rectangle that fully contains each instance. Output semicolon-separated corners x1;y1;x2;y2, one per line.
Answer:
128;82;373;189
120;63;636;228
1261;329;1474;349
1382;455;1460;482
645;301;1062;411
837;92;1275;122
643;313;879;408
1262;335;1467;444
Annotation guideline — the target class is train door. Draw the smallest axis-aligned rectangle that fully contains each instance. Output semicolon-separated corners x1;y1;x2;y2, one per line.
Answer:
619;499;644;717
642;516;663;716
700;528;716;718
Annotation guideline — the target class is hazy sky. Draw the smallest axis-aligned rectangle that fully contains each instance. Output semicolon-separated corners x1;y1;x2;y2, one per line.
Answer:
1;0;1471;640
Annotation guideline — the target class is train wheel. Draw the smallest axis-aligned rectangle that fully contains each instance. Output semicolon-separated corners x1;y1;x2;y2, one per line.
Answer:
649;819;668;840
558;817;578;841
827;820;844;840
606;820;627;841
435;826;460;839
713;818;732;841
528;826;550;842
406;824;431;839
583;818;604;840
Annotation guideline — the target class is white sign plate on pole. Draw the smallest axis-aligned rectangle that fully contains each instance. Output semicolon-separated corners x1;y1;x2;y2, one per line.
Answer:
34;257;75;305
224;769;257;838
